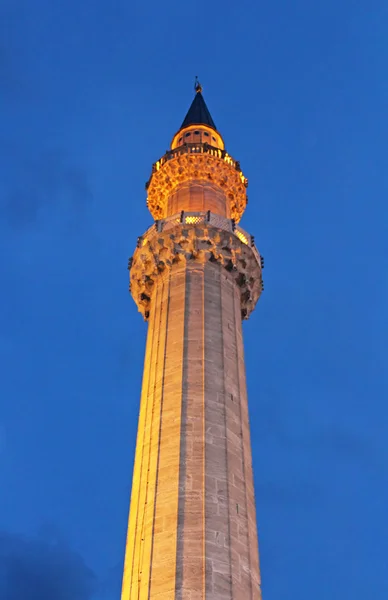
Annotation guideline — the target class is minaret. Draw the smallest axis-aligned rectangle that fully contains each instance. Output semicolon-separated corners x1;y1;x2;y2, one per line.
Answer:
122;81;264;599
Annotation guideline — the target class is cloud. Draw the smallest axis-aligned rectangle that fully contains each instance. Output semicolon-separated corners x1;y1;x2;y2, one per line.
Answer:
256;479;321;508
306;427;383;470
255;387;381;471
0;148;93;230
0;531;96;600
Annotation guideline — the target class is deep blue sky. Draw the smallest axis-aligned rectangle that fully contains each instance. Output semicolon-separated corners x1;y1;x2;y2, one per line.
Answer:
1;1;387;598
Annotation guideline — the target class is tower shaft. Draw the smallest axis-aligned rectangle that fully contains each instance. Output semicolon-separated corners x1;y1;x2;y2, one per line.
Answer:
122;261;261;598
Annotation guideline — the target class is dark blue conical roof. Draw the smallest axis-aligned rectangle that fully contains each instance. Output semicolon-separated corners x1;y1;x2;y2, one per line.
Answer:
180;91;217;131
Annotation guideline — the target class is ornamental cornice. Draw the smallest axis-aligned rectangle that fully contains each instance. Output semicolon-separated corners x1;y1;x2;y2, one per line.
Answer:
146;147;248;223
129;223;262;321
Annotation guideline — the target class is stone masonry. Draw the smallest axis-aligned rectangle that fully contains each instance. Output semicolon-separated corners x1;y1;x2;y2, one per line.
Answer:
121;87;263;600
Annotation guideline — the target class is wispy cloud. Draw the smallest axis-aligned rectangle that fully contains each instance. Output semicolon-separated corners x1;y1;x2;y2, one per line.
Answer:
0;148;93;230
255;479;321;508
255;387;382;471
0;530;96;600
306;426;382;470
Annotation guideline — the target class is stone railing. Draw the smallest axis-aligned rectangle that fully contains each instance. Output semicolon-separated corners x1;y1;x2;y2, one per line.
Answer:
130;211;264;320
145;147;249;222
145;143;247;190
137;211;262;265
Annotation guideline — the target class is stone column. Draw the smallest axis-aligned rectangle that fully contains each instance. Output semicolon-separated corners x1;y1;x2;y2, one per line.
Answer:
122;224;262;600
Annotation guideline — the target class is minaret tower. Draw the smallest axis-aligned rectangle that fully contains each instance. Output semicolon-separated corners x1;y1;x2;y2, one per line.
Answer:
122;81;264;599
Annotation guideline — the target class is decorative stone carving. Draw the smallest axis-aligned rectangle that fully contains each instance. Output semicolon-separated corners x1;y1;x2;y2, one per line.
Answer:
146;152;248;223
129;223;262;320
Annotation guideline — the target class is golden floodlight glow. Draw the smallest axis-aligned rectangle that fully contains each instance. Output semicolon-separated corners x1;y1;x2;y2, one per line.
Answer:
235;229;249;245
123;86;264;600
185;216;202;224
146;153;248;222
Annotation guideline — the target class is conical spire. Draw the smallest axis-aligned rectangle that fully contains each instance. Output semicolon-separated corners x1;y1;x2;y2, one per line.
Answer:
180;78;217;131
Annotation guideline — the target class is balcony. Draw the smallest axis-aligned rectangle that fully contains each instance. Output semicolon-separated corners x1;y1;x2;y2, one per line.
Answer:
138;211;261;265
145;143;248;191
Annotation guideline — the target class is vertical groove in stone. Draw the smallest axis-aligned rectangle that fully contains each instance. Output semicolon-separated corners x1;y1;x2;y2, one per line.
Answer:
175;268;189;598
148;272;171;597
149;266;186;597
221;274;244;599
232;287;253;600
201;264;206;600
121;279;160;600
176;266;205;600
204;265;232;600
233;287;261;599
136;279;163;598
220;271;234;600
143;275;169;599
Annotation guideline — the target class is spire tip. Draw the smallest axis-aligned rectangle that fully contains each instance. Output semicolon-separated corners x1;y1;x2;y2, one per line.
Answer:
194;76;202;94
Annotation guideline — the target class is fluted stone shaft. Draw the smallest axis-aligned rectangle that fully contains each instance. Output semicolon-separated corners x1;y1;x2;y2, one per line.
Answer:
121;259;261;599
166;181;231;218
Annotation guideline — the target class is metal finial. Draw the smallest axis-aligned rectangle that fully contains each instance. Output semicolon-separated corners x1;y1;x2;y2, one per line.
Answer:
194;76;202;94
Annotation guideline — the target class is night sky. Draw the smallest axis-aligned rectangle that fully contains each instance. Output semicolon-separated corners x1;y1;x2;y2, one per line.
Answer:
1;1;387;599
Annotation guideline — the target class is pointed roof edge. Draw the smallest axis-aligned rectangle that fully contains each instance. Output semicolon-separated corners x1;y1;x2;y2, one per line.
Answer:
180;81;217;131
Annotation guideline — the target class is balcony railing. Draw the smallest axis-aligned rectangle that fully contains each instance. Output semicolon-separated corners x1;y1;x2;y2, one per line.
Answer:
145;143;248;190
137;211;261;265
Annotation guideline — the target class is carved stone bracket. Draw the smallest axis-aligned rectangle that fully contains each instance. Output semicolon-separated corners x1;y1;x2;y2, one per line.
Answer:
146;153;248;223
129;223;262;320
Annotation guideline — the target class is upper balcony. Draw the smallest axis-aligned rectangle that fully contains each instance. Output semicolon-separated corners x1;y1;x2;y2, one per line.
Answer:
146;142;247;187
145;143;249;223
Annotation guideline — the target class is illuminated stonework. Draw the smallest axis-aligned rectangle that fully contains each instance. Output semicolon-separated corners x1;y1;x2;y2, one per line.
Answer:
130;221;262;320
146;148;248;222
121;86;263;600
